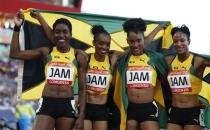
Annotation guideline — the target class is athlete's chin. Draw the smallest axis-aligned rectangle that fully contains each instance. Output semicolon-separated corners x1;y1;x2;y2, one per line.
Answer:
132;51;143;56
131;48;143;56
176;51;186;55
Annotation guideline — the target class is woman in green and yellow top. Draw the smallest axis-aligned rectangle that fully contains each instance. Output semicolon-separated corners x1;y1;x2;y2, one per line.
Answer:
118;18;169;130
10;11;87;130
165;25;210;130
83;25;113;130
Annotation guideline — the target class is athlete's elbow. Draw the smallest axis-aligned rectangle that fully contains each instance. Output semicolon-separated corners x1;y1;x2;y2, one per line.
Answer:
9;51;17;59
79;86;86;93
9;51;21;59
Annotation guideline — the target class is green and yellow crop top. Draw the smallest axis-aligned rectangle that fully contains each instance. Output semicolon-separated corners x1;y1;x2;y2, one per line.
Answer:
126;53;157;88
86;54;113;94
167;54;202;94
45;47;78;86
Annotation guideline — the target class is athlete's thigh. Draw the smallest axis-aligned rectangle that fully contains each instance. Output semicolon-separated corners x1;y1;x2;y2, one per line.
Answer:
55;117;75;130
84;120;92;130
32;115;55;130
166;123;183;130
93;121;108;130
184;125;203;130
126;120;138;130
140;121;159;130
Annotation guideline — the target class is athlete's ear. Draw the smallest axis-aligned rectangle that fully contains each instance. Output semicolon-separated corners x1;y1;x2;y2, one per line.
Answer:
188;39;191;45
127;38;129;45
92;40;96;46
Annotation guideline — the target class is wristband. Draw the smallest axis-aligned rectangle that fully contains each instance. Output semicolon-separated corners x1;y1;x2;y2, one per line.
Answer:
14;26;21;32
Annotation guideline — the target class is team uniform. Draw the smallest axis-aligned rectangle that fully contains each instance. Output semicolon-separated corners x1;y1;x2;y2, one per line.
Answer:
126;53;158;122
36;47;78;119
167;54;202;126
85;54;112;121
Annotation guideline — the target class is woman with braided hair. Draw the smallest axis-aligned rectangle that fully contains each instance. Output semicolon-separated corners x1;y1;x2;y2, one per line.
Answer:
10;11;87;130
83;25;113;130
165;25;210;130
115;18;170;130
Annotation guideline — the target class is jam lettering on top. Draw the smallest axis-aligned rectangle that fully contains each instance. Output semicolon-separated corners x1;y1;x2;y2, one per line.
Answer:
86;68;110;93
126;66;153;88
167;70;192;93
47;62;74;85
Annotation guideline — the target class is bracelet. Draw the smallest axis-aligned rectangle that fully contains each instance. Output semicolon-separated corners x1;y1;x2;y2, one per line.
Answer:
14;26;21;32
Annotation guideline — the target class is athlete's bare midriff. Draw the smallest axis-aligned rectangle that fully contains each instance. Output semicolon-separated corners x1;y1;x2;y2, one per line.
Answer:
42;84;74;98
86;93;108;104
172;94;201;108
127;87;155;104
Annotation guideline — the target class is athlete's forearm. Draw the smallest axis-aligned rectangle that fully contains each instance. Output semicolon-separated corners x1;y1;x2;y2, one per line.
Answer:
36;14;54;44
78;87;86;118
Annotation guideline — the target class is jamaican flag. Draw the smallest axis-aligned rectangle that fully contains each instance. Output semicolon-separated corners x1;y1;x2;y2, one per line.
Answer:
18;8;173;100
195;53;210;128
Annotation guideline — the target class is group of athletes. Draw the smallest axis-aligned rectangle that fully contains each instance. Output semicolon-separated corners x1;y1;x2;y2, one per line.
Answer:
10;10;210;130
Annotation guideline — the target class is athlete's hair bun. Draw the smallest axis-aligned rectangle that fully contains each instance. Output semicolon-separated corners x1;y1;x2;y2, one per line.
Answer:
123;18;146;33
171;24;190;39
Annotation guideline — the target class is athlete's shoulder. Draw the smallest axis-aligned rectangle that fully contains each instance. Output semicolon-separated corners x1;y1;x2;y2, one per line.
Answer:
191;51;210;60
75;49;88;63
144;49;165;61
